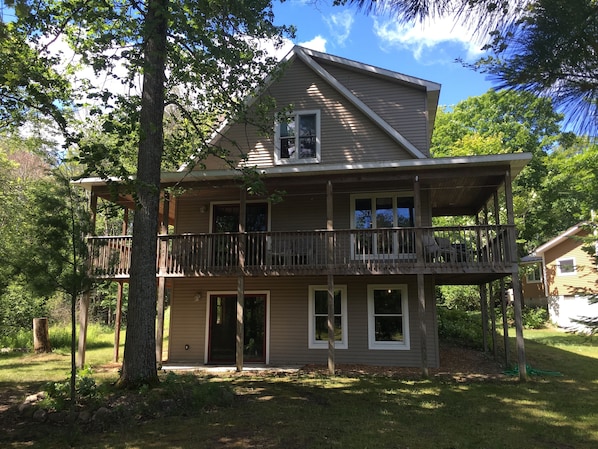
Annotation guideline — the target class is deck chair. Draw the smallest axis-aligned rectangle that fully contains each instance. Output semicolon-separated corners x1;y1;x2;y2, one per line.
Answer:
423;234;457;262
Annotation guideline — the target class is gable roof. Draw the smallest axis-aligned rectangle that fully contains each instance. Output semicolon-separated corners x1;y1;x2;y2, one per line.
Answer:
532;222;590;256
179;45;441;171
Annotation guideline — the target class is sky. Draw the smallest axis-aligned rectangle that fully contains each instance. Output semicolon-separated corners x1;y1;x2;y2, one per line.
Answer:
271;0;495;109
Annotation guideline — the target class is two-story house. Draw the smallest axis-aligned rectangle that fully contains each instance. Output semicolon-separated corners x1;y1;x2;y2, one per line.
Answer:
522;222;598;330
79;46;531;375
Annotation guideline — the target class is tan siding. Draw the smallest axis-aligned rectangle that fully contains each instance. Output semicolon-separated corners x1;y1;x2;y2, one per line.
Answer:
319;61;430;154
544;232;598;296
167;275;439;367
191;58;418;172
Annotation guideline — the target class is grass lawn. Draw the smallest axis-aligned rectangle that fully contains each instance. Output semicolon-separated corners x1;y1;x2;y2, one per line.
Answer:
1;326;596;449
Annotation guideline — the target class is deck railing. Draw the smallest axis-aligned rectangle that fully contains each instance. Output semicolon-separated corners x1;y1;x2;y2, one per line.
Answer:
87;225;516;278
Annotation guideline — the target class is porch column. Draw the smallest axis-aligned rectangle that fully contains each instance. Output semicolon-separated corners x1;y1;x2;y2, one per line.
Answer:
494;190;510;366
414;176;428;377
236;188;246;372
89;190;98;235
489;282;498;360
114;208;128;363
77;291;91;368
326;180;335;375
156;192;170;369
78;190;97;368
505;169;527;381
479;283;489;352
500;278;510;367
114;281;124;362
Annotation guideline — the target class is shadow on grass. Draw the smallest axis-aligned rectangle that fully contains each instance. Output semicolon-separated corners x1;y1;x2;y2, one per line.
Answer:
1;338;597;449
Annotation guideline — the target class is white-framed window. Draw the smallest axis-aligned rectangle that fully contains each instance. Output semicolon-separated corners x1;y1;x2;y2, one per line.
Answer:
525;263;542;283
351;193;414;258
275;110;320;164
367;284;410;350
557;258;576;275
308;285;347;349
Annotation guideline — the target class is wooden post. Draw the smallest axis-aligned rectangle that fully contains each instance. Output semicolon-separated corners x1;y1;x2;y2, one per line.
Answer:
236;188;246;372
489;282;498;359
77;291;90;368
417;274;428;378
156;193;170;369
326;181;335;375
505;169;527;381
479;283;489;352
89;190;98;235
414;176;428;377
33;318;51;353
114;281;124;362
500;278;510;368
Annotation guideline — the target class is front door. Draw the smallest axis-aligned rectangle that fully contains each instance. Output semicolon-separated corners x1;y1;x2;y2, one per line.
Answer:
208;294;267;364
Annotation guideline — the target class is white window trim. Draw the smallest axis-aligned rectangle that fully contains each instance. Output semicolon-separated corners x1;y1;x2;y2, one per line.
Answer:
308;285;348;349
367;284;410;350
556;257;576;276
525;263;543;284
274;110;321;165
350;192;414;260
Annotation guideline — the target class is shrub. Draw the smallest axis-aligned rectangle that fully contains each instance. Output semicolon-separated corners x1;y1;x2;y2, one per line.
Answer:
505;306;548;329
437;307;484;349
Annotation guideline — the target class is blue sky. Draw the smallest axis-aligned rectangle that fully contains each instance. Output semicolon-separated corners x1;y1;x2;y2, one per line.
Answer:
272;0;495;108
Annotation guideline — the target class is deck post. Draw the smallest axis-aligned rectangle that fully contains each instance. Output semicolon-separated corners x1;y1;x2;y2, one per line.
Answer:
77;291;90;368
156;192;170;369
414;176;428;377
479;283;489;352
114;281;124;362
489;282;498;359
326;180;335;375
500;278;510;367
505;169;527;381
236;188;246;372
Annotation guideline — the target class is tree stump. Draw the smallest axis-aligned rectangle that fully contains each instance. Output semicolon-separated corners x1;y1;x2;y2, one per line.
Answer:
33;318;51;353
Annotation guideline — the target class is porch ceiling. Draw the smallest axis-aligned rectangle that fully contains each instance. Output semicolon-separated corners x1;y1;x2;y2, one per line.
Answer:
81;153;531;218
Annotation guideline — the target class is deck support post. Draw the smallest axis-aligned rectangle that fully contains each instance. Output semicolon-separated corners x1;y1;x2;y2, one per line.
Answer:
505;169;527;381
489;282;498;359
113;209;128;363
479;283;489;352
114;281;124;362
326;180;335;375
236;188;246;372
500;278;510;367
414;176;428;377
77;291;90;368
156;192;170;369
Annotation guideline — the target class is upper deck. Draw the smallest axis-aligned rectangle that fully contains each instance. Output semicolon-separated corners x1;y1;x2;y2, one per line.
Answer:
88;225;516;285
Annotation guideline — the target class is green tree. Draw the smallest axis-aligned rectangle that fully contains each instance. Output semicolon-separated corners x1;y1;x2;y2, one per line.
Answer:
8;0;291;387
475;0;598;134
431;90;572;251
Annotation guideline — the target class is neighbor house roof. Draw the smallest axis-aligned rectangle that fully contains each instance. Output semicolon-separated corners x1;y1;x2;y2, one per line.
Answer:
532;222;590;256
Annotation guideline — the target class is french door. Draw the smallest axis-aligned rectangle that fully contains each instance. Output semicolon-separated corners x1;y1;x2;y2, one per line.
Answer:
208;294;267;364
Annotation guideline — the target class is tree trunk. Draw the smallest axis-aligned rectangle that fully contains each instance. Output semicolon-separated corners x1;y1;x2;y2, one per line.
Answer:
116;0;168;388
33;318;51;353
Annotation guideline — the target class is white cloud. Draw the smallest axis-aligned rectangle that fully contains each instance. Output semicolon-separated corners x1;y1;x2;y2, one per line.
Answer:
324;10;354;46
299;35;327;53
373;15;486;63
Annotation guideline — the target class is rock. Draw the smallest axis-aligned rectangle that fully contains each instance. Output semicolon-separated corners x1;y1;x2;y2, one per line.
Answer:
32;408;48;422
25;392;45;403
92;407;111;422
48;411;68;424
18;402;35;417
79;410;92;423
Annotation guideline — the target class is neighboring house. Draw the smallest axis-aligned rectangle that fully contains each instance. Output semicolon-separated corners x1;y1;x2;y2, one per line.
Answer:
522;222;598;330
78;47;531;371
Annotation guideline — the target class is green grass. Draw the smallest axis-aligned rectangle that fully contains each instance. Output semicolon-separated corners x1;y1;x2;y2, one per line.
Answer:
1;326;597;449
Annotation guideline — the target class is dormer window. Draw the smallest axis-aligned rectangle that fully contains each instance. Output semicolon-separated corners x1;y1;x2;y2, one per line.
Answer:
275;110;320;164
